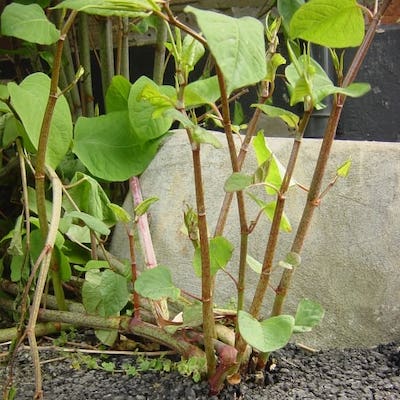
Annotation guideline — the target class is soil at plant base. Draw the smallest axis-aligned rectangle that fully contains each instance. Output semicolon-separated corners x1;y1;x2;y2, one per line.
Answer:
1;339;399;400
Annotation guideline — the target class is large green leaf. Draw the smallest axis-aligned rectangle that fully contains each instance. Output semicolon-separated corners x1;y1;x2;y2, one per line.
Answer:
7;73;72;169
1;3;59;45
290;0;364;48
193;236;234;277
294;298;325;333
82;268;130;317
238;311;295;353
128;76;174;140
54;0;159;17
73;111;164;181
134;266;180;300
185;7;266;94
105;75;132;113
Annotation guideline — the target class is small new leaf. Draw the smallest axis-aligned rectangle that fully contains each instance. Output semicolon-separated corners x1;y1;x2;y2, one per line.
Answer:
134;197;159;217
337;159;352;178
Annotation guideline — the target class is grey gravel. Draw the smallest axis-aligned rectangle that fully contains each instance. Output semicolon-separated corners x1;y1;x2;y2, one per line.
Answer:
1;342;399;399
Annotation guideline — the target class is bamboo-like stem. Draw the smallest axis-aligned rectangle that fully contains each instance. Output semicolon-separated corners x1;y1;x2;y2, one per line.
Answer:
153;17;168;85
169;30;217;374
271;0;393;317
99;17;115;105
35;11;77;238
215;66;249;315
116;17;129;77
190;144;217;376
35;11;77;315
36;309;205;359
0;279;85;313
120;17;130;79
77;13;94;117
0;320;71;343
214;82;271;237
62;35;82;119
127;229;141;320
249;110;312;319
29;168;63;399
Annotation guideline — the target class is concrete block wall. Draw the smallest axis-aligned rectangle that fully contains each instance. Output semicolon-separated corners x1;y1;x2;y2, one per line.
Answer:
111;132;400;349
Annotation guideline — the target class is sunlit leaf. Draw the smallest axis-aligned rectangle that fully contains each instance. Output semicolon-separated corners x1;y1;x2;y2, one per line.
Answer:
1;3;59;45
129;76;173;140
337;158;352;178
286;56;371;107
8;73;72;169
290;0;364;48
185;6;266;93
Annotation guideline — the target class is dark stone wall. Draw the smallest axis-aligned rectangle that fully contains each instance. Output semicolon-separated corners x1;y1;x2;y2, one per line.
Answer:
336;25;400;142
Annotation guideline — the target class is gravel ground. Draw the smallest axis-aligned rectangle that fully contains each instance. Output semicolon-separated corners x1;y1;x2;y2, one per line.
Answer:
1;341;399;399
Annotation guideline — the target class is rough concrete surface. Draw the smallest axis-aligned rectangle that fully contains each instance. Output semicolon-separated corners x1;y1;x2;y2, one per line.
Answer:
111;131;400;350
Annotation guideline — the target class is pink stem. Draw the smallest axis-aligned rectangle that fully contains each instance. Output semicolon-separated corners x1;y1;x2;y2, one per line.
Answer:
129;176;157;269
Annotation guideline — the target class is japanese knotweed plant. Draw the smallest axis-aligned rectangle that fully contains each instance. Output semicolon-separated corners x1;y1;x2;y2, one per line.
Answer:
0;0;393;398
